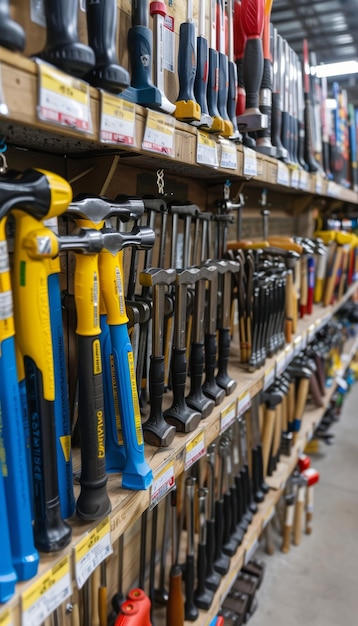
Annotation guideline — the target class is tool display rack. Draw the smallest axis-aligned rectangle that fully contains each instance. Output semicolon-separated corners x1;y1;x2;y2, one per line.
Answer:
1;12;358;624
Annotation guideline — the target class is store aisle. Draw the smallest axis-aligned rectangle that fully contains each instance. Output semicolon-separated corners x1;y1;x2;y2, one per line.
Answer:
249;383;358;626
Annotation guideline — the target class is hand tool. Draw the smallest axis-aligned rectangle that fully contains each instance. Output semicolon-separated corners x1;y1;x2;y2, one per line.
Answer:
11;169;72;552
174;0;201;123
289;47;299;166
186;264;216;418
85;0;130;91
164;267;202;433
216;0;234;137
236;0;267;132
271;30;287;160
302;39;319;172
213;438;231;575
205;443;222;591
36;0;95;77
202;263;225;405
280;39;291;163
225;429;245;545
233;0;246;118
232;419;250;533
184;476;199;621
166;485;185;626
310;52;323;169
250;392;268;500
207;0;225;133
292;471;306;546
149;1;176;113
241;557;265;587
0;175;39;577
296;51;307;170
0;0;25;51
0;468;17;602
148;505;158;621
192;0;213;129
216;260;239;395
115;588;151;624
220;436;240;557
154;494;170;605
281;476;295;553
260;387;282;484
302;467;320;535
209;618;225;626
112;534;125;613
321;75;333;179
238;411;257;516
255;0;276;157
120;0;162;108
194;487;214;610
98;560;107;626
226;0;241;139
139;267;177;446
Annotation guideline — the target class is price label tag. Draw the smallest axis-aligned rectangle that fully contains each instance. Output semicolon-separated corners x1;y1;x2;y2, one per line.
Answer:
263;364;276;390
316;175;323;195
294;334;303;356
74;517;112;589
290;167;300;188
100;93;136;145
277;161;289;186
238;390;251;417
219;139;238;170
285;344;294;366
185;431;205;471
196;130;219;167
307;323;316;343
22;556;72;626
150;462;175;509
262;504;274;529
276;352;286;377
0;610;12;626
243;147;257;177
220;399;237;433
299;170;309;191
37;61;92;133
142;109;175;156
327;181;338;197
0;64;8;116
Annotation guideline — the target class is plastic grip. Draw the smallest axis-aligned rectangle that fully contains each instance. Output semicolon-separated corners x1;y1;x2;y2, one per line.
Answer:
205;518;221;590
227;61;238;126
243;38;263;110
48;273;75;520
204;333;217;386
24;357;72;551
127;25;154;89
185;554;198;621
86;0;117;65
188;342;205;393
214;499;224;561
76;335;111;521
207;48;221;119
0;337;39;579
217;51;230;121
271;92;284;151
177;22;197;103
223;492;233;545
281;110;290;152
195;36;210;115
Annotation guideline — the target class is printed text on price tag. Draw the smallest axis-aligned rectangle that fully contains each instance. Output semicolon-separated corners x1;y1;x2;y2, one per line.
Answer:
151;462;175;509
74;517;112;589
0;610;12;626
243;147;257;177
100;93;136;145
37;61;91;133
238;390;251;417
142;109;175;156
220;139;238;170
185;431;205;471
196;130;219;167
22;557;72;626
220;399;237;433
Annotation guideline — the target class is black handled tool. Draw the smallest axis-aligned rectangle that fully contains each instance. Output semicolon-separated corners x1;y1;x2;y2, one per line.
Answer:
205;444;222;591
213;439;231;575
166;486;184;626
216;260;239;395
0;0;25;51
184;476;199;621
194;487;214;610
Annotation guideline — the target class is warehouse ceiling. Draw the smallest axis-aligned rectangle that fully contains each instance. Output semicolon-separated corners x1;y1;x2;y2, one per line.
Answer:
271;0;358;104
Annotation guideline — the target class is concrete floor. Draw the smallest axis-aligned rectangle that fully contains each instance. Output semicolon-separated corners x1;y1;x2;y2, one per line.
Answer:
249;383;358;626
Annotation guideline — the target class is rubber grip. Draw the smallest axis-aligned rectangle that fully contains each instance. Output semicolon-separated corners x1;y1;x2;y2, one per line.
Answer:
177;22;197;103
271;92;284;151
127;25;154;89
223;492;233;545
207;48;221;119
205;518;219;586
216;328;230;385
195;35;210;115
217;51;230;121
227;60;238;126
86;0;118;65
76;335;111;521
281;110;290;153
188;342;205;396
196;542;208;596
132;0;149;27
24;356;72;551
214;499;224;561
243;38;263;110
257;59;272;140
167;347;188;411
185;554;198;620
204;333;217;387
0;337;39;579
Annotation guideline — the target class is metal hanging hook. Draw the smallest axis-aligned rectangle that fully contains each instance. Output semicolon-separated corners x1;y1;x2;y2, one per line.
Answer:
0;151;8;173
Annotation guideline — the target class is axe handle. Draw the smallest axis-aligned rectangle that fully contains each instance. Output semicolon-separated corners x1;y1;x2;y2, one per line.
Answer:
293;485;305;545
262;407;276;477
323;246;343;307
295;377;310;423
281;500;294;553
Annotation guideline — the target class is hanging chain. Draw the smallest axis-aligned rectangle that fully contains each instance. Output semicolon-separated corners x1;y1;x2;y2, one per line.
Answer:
156;168;165;195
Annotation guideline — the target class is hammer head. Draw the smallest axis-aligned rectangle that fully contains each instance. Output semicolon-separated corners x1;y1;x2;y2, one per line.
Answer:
69;194;144;223
301;468;320;487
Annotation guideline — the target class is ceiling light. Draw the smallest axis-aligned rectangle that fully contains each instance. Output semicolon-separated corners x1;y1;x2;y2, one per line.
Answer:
312;60;358;78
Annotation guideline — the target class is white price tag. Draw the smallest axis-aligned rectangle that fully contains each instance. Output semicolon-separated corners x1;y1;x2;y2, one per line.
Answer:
0;291;13;321
327;181;338;197
220;139;238;170
0;64;8;116
290;167;300;188
74;517;112;589
185;432;205;471
220;399;237;433
299;170;309;191
263;365;276;390
22;557;72;626
150;462;175;509
277;161;289;186
294;335;303;356
100;93;136;146
164;16;175;73
307;323;316;343
37;61;92;133
285;344;294;365
243;147;257;177
196;130;219;167
142;109;175;156
238;390;251;417
276;352;286;377
0;610;12;626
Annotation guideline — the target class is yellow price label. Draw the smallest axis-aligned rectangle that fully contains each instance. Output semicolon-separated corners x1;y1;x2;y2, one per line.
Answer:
185;431;205;470
75;517;111;563
0;610;11;626
198;130;215;147
142;109;175;155
100;93;136;145
22;556;71;622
